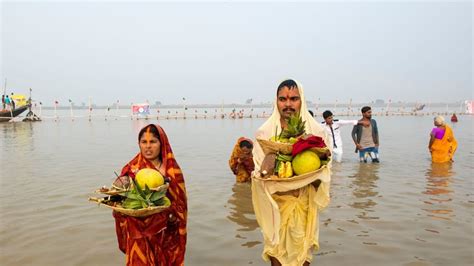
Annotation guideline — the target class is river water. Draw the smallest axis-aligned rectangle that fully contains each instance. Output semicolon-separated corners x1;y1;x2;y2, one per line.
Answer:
0;114;472;265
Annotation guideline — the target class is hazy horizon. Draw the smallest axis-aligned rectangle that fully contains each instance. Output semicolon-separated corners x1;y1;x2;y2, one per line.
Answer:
1;1;472;105
37;100;468;109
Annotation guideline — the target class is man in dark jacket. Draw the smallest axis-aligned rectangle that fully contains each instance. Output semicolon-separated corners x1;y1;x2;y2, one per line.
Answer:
352;106;380;163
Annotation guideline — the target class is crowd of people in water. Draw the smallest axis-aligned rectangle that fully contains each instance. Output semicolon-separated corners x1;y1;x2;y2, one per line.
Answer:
225;80;458;266
229;107;458;183
104;79;458;266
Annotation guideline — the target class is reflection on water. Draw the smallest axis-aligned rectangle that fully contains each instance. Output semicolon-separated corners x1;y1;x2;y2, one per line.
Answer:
349;164;380;220
1;121;34;143
226;182;261;248
1;123;35;183
422;163;454;221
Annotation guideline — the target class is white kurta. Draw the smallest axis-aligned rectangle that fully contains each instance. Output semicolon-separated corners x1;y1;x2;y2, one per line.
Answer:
322;120;358;162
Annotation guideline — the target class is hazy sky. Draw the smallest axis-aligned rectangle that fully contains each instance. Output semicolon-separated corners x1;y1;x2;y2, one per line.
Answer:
1;1;472;106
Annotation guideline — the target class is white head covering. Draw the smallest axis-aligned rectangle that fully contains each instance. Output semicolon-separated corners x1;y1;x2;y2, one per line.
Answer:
253;79;331;172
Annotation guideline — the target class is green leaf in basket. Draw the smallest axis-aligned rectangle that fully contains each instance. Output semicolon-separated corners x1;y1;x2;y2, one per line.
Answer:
153;196;171;207
274;160;281;175
125;192;145;201
122;198;142;209
131;178;138;190
131;178;146;198
144;184;151;195
146;191;154;201
150;190;166;202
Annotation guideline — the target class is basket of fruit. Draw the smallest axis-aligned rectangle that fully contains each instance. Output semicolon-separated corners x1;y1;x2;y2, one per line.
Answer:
254;149;330;181
257;114;306;155
257;138;294;155
255;114;331;181
90;168;171;217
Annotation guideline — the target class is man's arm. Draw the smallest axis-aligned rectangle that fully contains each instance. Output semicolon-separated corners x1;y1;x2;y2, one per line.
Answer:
373;120;379;146
336;119;358;126
351;124;357;143
352;124;362;151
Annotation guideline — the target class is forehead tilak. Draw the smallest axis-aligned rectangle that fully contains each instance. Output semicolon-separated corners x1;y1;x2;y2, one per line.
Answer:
278;87;301;98
144;127;152;141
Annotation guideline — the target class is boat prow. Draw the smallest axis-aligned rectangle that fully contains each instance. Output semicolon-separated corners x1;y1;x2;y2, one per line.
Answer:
0;105;29;122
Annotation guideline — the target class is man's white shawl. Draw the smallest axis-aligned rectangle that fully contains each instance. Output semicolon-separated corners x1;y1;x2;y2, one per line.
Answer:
251;80;332;246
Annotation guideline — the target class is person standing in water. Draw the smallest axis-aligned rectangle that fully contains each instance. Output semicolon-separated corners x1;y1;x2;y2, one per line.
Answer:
113;124;187;265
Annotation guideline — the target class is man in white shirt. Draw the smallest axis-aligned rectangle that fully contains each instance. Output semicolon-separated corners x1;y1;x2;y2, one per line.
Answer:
322;110;367;163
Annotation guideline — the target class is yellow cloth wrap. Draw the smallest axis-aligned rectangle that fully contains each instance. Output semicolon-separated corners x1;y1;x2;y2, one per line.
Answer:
431;125;458;163
252;179;330;266
263;185;319;266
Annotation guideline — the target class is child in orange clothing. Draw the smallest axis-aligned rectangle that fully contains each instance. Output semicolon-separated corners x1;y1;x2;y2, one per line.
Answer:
229;138;255;182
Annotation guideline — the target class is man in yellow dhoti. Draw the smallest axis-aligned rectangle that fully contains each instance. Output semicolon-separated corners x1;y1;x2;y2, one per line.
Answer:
251;79;331;266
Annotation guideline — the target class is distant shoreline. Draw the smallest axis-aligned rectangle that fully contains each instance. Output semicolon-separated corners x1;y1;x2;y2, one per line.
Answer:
38;102;464;110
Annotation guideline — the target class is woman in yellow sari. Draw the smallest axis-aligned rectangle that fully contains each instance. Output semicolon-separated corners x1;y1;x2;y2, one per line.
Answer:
429;116;457;163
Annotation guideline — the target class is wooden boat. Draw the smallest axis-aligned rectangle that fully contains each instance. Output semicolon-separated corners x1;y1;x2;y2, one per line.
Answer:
0;104;29;122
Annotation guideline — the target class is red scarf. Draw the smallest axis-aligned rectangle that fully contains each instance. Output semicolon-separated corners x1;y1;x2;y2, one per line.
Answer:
113;124;187;266
291;135;327;157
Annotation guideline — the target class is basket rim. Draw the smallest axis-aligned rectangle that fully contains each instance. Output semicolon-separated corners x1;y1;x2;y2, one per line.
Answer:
253;163;330;182
95;183;169;195
256;138;293;146
101;202;170;217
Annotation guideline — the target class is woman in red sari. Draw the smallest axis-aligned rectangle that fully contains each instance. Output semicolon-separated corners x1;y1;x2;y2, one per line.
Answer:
113;124;187;266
